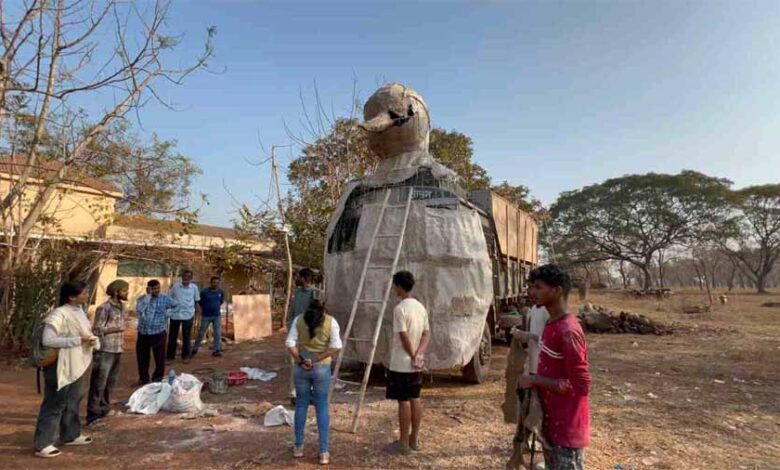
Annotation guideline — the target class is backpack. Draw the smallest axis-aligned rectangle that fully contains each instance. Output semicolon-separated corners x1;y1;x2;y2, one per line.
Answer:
29;321;59;394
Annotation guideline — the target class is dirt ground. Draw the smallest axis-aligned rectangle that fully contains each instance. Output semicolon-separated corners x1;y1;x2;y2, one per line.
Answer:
1;290;779;469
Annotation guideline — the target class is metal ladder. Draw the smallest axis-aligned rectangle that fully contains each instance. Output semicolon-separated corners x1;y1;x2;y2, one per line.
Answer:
330;186;414;433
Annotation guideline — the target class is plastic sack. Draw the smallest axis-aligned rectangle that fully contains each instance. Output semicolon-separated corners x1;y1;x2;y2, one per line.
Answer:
127;382;172;415
162;373;204;413
263;405;294;427
240;367;277;382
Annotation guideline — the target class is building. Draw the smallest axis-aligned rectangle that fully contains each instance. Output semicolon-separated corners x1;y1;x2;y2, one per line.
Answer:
0;157;279;311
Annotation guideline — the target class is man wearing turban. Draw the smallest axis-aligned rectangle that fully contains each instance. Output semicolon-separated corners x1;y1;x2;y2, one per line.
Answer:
86;279;129;426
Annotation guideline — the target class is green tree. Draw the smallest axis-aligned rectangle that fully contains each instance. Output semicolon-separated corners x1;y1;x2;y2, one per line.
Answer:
719;184;780;293
86;125;202;216
550;171;733;289
429;128;490;192
491;181;542;214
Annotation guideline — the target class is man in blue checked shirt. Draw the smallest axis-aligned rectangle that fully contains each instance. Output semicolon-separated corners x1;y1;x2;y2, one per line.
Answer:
135;279;177;385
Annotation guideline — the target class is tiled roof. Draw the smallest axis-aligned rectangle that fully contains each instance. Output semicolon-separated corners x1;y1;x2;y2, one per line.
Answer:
112;214;253;241
0;157;121;195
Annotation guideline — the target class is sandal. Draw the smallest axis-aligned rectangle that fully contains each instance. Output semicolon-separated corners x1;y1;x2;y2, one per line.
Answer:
35;445;61;458
64;435;92;446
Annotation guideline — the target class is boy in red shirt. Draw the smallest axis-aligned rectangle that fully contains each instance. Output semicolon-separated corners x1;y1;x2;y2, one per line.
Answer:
517;264;591;470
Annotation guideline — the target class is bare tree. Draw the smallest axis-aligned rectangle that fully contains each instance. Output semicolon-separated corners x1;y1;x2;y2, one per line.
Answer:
0;0;214;338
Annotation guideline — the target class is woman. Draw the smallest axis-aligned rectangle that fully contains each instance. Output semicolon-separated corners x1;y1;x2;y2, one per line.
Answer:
34;281;100;458
285;300;342;465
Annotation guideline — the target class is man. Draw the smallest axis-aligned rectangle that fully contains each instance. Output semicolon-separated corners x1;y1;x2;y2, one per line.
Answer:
136;280;177;385
87;280;128;426
286;268;318;327
167;269;200;363
518;265;591;470
286;268;318;401
193;276;225;358
386;270;430;456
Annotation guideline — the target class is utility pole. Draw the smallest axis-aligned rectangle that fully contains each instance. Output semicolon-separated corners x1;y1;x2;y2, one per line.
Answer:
271;145;294;330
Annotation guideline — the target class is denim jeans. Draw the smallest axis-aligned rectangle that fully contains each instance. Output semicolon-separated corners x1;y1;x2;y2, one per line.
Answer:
87;351;121;423
193;315;221;353
293;363;331;453
33;364;86;450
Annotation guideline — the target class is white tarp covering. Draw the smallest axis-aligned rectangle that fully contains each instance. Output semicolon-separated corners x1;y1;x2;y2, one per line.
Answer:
324;184;493;370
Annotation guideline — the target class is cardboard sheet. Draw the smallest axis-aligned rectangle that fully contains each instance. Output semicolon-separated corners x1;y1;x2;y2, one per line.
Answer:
232;294;272;341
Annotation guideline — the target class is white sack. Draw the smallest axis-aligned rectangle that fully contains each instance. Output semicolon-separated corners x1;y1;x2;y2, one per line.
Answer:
263;405;294;427
127;382;172;415
162;373;203;413
240;367;277;382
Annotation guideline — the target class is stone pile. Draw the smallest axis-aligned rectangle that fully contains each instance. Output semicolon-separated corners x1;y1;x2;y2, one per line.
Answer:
578;304;673;335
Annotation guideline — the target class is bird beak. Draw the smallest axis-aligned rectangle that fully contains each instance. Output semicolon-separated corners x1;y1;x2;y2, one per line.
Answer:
359;113;394;133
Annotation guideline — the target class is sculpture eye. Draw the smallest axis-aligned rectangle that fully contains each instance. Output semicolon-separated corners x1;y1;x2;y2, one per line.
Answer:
388;108;412;127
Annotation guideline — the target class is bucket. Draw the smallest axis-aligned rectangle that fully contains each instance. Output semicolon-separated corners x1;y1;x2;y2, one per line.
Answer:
209;371;228;394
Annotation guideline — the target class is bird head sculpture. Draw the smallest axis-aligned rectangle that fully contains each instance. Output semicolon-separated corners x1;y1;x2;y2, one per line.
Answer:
360;83;430;159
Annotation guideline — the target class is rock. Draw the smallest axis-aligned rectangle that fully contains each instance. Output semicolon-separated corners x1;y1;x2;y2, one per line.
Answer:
641;457;660;466
647;392;658;399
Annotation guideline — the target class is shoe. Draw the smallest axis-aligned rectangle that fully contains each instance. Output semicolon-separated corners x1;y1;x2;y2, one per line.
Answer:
64;435;92;446
212;351;222;357
388;441;411;455
35;445;61;458
293;445;304;458
319;452;330;465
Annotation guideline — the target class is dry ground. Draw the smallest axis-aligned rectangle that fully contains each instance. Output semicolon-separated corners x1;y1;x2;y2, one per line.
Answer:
0;290;779;469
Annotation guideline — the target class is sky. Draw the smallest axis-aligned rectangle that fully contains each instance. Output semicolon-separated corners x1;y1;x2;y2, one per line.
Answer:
113;1;780;227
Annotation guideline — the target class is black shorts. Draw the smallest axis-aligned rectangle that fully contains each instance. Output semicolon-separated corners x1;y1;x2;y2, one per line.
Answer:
386;370;422;401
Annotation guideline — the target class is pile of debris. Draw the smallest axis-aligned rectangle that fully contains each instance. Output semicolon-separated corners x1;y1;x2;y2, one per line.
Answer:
578;304;673;335
627;288;674;298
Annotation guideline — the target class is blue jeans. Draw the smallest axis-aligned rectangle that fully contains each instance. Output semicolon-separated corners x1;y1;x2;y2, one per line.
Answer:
193;315;221;353
293;363;331;453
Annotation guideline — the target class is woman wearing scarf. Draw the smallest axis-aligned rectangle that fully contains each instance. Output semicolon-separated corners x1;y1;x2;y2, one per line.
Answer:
34;281;100;458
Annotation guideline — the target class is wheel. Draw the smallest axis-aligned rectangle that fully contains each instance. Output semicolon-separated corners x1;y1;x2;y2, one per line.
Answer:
462;321;492;384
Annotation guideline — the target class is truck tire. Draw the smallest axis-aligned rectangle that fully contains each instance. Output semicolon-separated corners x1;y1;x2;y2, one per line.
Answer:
462;321;492;384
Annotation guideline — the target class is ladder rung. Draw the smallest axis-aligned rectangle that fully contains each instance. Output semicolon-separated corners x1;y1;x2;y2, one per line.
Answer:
367;265;393;269
348;337;373;343
357;299;383;303
386;204;408;208
376;233;403;238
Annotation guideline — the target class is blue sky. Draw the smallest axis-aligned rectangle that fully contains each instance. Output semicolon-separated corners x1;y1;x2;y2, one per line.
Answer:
124;1;780;226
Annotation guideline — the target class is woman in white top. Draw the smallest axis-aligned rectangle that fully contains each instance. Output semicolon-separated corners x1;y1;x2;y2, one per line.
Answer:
33;281;99;459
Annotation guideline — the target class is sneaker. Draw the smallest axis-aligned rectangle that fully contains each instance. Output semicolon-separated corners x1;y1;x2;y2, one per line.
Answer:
319;452;330;465
212;351;222;357
293;445;304;458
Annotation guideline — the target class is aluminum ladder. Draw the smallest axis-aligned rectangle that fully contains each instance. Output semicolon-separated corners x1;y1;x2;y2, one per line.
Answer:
330;186;414;433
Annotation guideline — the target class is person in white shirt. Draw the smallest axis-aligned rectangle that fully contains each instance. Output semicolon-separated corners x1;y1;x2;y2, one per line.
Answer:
386;271;430;456
166;270;200;363
285;300;342;465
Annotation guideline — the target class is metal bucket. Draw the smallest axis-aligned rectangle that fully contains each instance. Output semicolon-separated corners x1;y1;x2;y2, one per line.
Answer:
209;371;228;394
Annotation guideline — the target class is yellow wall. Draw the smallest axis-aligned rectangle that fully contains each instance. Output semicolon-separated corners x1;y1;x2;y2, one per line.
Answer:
0;178;118;238
104;224;272;252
